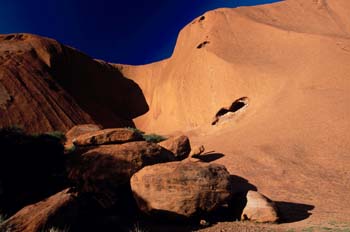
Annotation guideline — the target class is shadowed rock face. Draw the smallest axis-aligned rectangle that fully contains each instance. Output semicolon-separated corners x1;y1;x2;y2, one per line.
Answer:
0;189;78;232
0;33;149;133
0;128;67;215
65;124;102;149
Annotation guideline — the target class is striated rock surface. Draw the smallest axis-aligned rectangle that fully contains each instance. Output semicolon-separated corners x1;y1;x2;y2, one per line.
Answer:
68;141;174;208
0;33;148;133
130;161;231;218
159;135;191;160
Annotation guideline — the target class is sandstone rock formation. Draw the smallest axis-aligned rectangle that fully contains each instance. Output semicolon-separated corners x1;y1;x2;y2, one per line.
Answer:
0;189;78;232
118;0;350;222
119;0;350;134
1;0;350;227
130;161;231;218
241;191;279;223
65;124;102;149
159;135;191;160
68;141;174;208
72;128;143;146
0;34;148;133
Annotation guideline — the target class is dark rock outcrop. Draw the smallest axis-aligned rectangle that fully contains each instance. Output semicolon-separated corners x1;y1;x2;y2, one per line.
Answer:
0;189;78;232
0;127;67;215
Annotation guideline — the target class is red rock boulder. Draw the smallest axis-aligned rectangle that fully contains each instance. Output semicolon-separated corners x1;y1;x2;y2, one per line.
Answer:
68;141;174;208
65;124;102;149
130;161;232;218
241;191;279;223
0;189;78;232
159;135;191;160
72;128;143;146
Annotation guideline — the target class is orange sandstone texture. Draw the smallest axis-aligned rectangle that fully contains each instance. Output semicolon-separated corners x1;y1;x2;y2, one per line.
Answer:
118;0;350;226
1;0;350;228
0;34;148;133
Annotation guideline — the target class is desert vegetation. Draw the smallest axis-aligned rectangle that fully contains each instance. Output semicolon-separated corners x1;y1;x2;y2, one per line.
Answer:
126;127;167;143
43;227;69;232
0;214;6;224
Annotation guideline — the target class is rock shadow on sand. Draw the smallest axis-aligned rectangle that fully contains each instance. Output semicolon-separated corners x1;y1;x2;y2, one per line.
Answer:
275;201;314;223
196;152;225;162
227;176;314;224
128;175;314;231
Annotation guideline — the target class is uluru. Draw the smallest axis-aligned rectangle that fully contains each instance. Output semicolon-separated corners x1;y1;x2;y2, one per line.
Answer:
0;0;350;231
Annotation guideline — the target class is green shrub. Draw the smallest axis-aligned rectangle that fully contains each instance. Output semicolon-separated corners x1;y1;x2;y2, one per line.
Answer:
126;127;166;143
45;131;66;143
65;144;76;154
142;133;167;143
0;213;7;224
129;222;148;232
126;127;145;135
1;125;24;134
42;227;69;232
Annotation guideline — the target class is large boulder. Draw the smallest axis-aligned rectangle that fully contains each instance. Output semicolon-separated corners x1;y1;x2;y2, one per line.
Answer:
130;161;232;218
159;135;191;160
72;128;143;146
241;191;279;223
65;124;102;149
0;189;78;232
68;141;174;208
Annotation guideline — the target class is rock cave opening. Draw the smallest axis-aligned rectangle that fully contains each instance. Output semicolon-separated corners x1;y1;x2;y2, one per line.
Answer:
197;41;210;49
212;97;249;125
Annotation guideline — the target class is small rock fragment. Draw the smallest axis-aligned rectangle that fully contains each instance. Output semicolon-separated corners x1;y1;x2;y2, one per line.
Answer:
241;191;279;223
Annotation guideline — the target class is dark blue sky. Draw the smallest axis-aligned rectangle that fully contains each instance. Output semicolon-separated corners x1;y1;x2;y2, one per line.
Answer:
0;0;280;64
